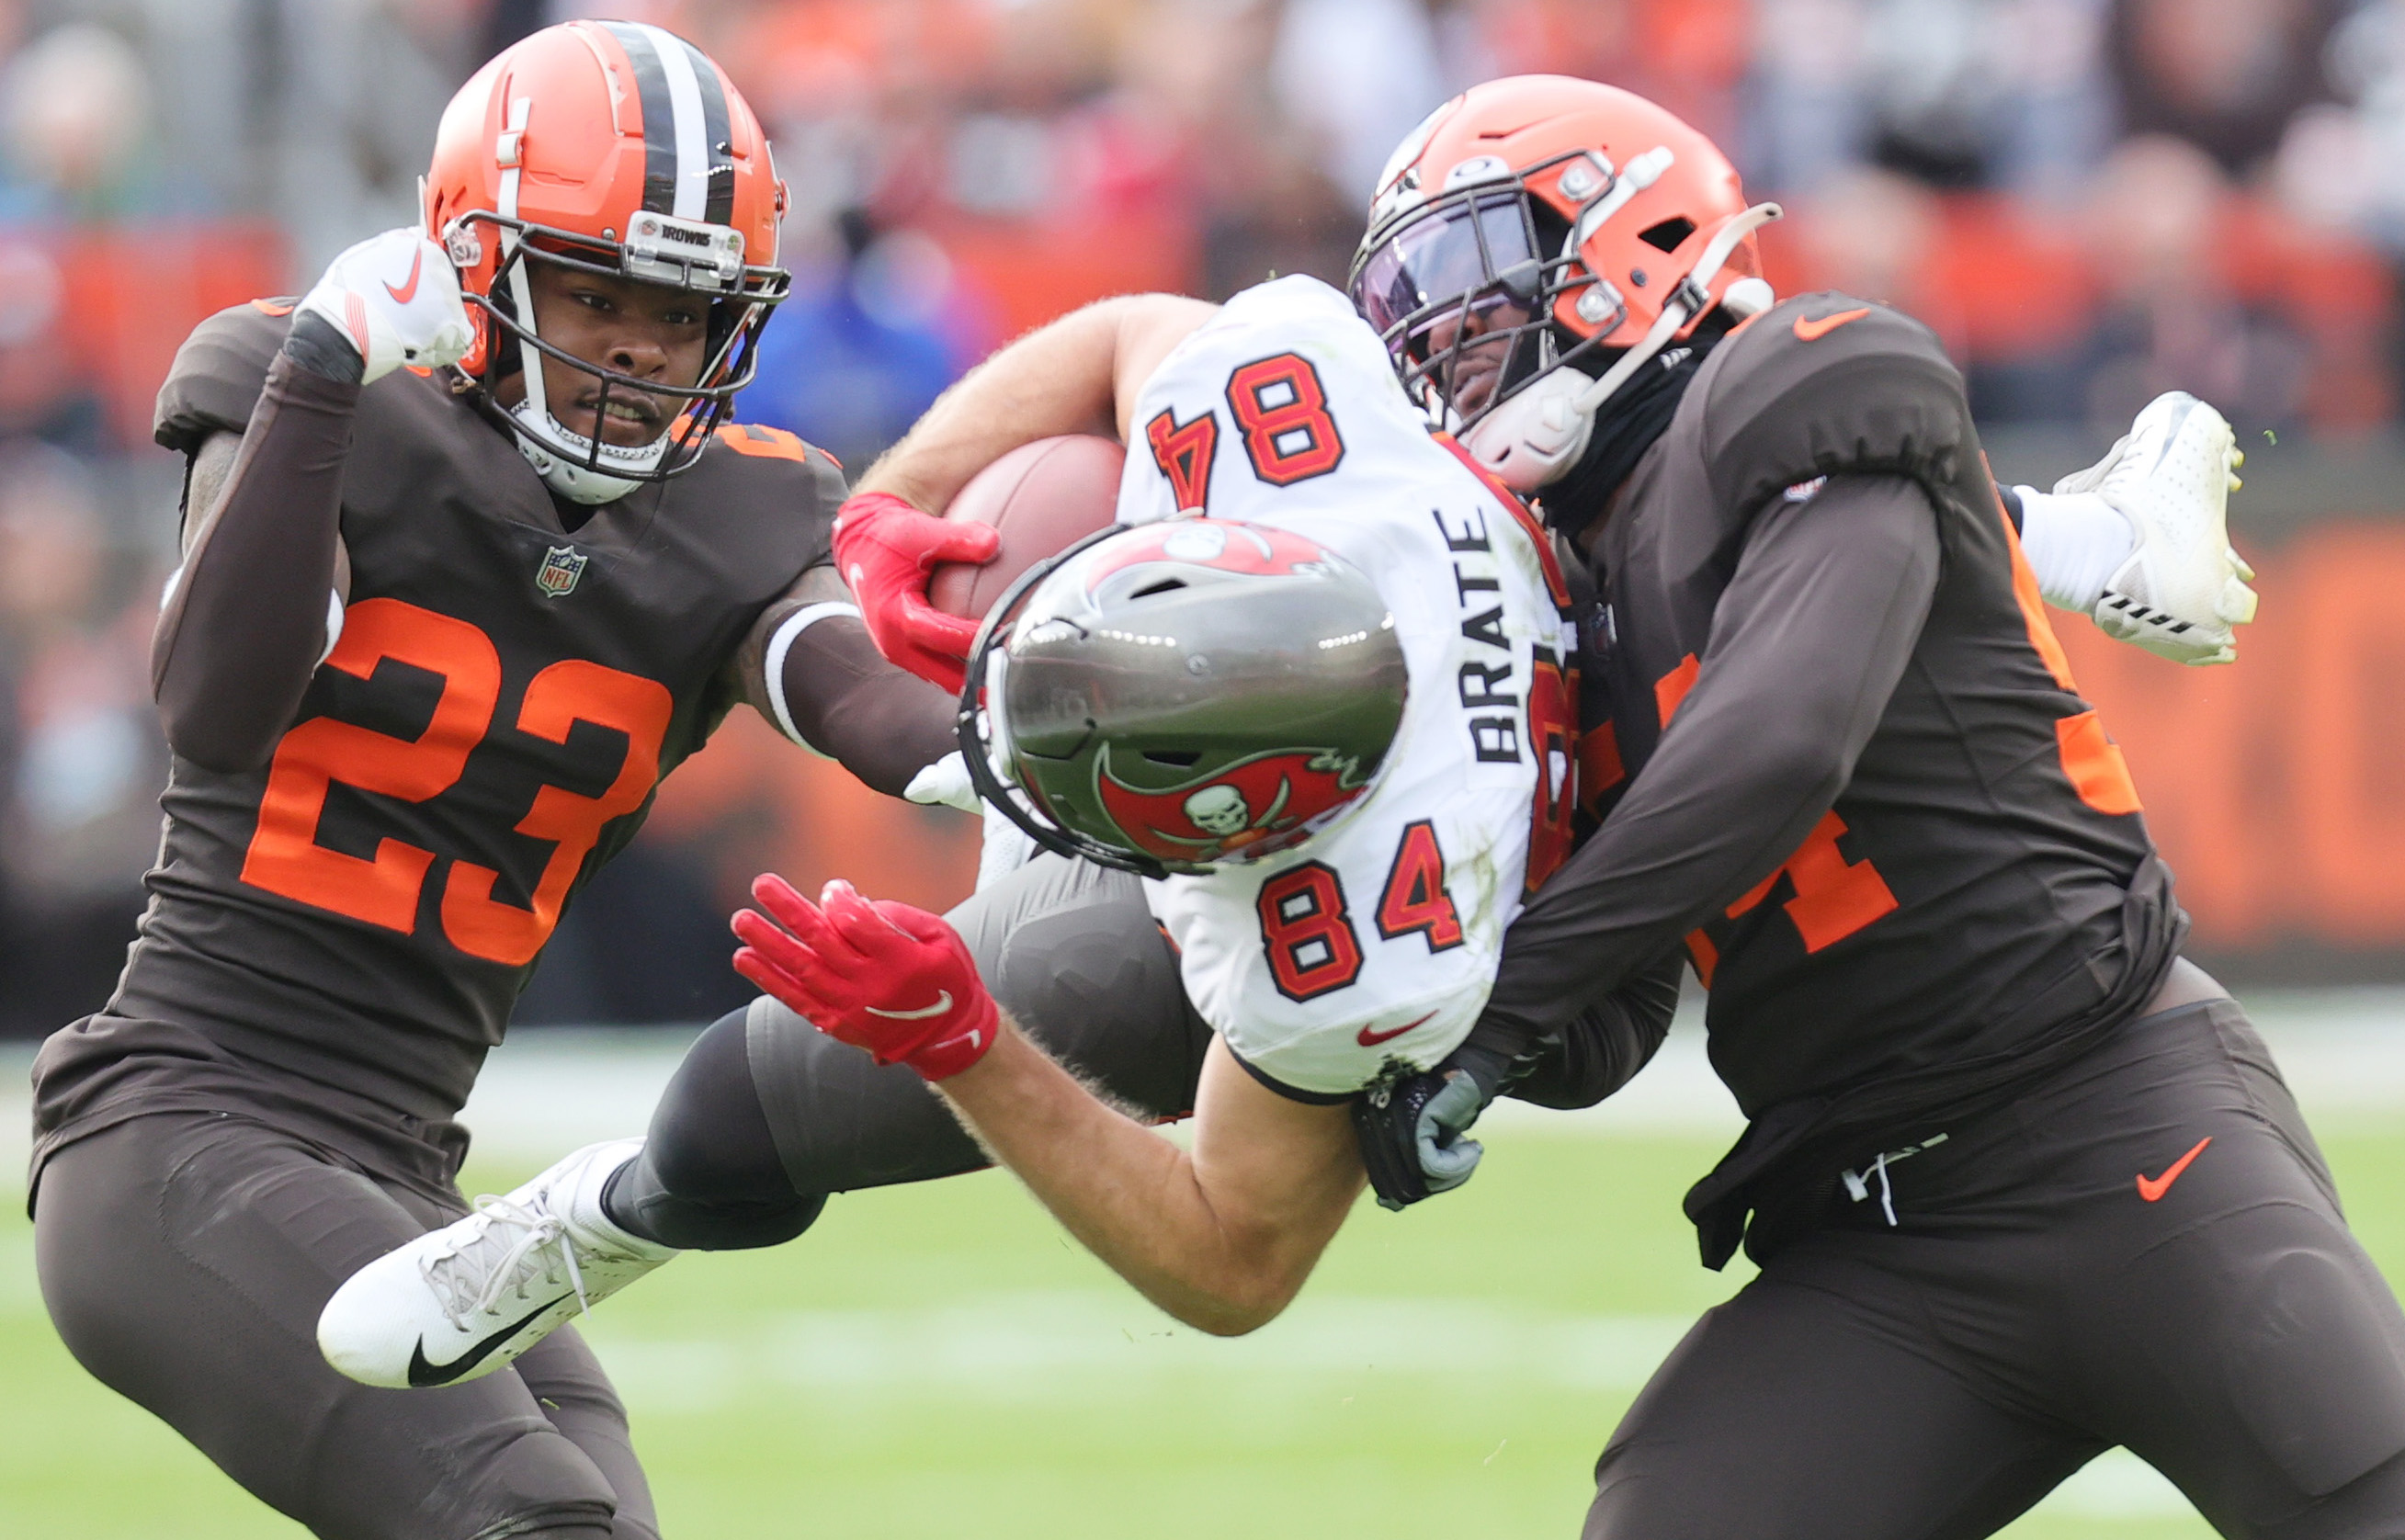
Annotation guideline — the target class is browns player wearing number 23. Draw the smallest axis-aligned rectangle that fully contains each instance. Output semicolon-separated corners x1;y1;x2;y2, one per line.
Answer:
26;23;954;1540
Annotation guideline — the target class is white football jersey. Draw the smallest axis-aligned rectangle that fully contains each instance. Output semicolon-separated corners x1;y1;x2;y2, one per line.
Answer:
1113;277;1576;1095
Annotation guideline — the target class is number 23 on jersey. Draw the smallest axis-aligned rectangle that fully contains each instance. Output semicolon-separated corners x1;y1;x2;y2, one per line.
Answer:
240;597;670;967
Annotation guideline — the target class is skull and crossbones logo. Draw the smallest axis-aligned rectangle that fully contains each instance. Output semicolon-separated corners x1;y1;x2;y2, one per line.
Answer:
1183;783;1253;837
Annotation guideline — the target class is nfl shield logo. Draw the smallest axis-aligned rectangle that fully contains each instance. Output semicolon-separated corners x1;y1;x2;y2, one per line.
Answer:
537;545;587;598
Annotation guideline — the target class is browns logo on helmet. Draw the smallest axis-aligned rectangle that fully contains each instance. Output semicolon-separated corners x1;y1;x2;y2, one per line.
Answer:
1348;74;1781;493
423;20;789;502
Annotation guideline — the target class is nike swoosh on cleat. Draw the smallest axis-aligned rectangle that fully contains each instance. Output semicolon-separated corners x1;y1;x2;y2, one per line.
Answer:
1357;1013;1435;1047
1793;308;1870;342
384;247;425;305
867;991;953;1021
2136;1135;2212;1203
406;1294;573;1387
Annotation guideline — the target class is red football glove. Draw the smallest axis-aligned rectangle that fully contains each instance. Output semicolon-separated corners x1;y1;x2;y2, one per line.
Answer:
830;491;1000;695
732;874;1001;1081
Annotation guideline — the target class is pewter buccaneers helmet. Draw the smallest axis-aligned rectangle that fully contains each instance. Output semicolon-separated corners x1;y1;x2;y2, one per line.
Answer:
963;519;1408;879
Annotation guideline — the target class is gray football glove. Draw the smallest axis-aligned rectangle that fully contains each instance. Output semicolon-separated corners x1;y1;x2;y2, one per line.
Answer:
1352;1063;1495;1211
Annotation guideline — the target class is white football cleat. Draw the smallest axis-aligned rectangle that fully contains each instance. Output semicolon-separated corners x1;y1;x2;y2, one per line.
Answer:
317;1138;676;1389
2057;391;2255;666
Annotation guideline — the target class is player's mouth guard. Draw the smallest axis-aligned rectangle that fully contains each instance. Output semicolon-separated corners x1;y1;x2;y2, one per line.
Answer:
955;524;1167;878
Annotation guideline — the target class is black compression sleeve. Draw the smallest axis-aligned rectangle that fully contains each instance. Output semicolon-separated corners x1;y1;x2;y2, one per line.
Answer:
152;342;357;772
1476;474;1942;1043
779;614;959;797
1505;955;1683;1109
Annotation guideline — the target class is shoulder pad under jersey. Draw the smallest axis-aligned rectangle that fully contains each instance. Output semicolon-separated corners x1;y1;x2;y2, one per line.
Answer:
1696;293;1973;521
153;299;297;453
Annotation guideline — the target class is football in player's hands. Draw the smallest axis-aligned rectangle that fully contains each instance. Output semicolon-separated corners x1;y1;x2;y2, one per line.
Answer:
831;493;1001;694
929;435;1126;619
296;228;474;385
732;875;1000;1081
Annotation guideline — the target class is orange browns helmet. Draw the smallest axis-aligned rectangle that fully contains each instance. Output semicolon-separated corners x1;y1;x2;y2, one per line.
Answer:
424;20;789;503
1348;75;1782;493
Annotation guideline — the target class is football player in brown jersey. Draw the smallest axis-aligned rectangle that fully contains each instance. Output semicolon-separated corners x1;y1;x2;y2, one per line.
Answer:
1345;76;2405;1537
23;22;978;1540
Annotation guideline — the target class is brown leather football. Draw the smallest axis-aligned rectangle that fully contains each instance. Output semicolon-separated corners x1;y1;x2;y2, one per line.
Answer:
929;434;1127;619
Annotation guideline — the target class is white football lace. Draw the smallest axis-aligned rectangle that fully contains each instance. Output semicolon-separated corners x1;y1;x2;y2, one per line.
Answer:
422;1194;589;1331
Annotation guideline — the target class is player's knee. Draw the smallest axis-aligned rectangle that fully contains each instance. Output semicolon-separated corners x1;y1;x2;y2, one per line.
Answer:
437;1424;622;1540
625;1013;824;1250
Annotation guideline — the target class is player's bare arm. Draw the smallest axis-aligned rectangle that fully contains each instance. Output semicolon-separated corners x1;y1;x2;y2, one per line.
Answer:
944;1026;1360;1335
834;294;1217;691
732;876;1365;1336
856;293;1217;512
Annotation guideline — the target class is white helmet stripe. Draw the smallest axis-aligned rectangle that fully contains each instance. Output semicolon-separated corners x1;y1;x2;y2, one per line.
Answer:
630;22;711;221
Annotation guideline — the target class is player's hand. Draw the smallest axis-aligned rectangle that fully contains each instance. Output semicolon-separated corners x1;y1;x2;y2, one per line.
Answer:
832;492;1001;696
1351;1068;1492;1211
295;228;474;385
732;874;1000;1081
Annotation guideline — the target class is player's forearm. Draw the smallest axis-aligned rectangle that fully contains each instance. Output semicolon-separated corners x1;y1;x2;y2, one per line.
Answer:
1483;475;1939;1036
856;294;1215;513
153;328;357;772
937;1024;1322;1336
774;613;958;795
1503;954;1682;1110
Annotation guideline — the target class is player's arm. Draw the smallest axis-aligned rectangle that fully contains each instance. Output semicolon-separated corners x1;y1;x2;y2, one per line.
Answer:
153;229;471;772
730;562;958;797
1476;473;1940;1047
732;877;1363;1336
832;294;1220;691
944;1028;1360;1335
153;339;360;773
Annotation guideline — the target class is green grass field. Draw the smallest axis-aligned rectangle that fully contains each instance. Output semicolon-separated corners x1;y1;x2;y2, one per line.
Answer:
8;1111;2404;1538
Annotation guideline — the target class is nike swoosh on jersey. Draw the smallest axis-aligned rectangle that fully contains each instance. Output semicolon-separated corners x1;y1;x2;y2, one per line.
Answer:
384;247;425;305
2135;1135;2211;1203
868;991;954;1021
1357;1013;1435;1047
1793;307;1870;342
406;1293;573;1387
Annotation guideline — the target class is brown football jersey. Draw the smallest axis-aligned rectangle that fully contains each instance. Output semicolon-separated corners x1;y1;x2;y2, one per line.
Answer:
1486;295;2183;1260
34;300;840;1156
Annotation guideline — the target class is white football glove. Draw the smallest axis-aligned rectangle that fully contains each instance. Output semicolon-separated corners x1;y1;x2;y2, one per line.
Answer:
2056;391;2256;666
296;228;475;385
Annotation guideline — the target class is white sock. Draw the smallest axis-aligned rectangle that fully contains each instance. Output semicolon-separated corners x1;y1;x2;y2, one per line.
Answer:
2015;486;2134;611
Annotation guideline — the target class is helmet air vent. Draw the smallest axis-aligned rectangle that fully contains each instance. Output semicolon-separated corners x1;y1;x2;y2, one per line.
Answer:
1129;578;1188;600
1638;216;1696;252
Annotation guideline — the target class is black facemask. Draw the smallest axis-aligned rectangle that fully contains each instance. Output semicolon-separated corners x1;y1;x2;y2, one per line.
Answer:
1535;342;1709;549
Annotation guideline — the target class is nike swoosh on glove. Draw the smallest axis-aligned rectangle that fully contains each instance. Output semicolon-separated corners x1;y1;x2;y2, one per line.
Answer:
732;874;1001;1081
296;228;475;385
831;492;1000;696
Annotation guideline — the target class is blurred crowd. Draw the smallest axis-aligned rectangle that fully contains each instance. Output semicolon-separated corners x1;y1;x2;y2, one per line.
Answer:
0;0;2394;1031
